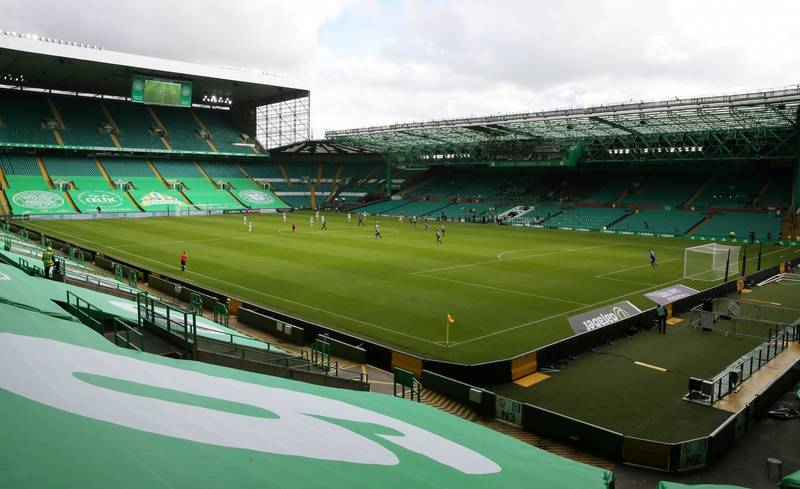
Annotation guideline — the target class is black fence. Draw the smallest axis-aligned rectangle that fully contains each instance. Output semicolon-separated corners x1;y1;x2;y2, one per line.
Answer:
421;369;496;417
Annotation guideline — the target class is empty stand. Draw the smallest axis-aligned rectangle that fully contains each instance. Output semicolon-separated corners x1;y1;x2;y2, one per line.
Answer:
0;90;60;146
610;209;705;235
693;212;783;241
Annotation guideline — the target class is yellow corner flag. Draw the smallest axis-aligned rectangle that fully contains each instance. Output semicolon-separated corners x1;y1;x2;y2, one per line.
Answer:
447;314;455;324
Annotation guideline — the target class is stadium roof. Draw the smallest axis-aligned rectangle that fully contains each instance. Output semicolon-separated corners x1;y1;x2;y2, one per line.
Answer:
273;139;374;155
327;86;800;165
0;33;308;107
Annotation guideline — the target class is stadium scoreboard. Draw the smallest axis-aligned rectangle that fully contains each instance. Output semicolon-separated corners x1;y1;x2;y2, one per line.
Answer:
131;75;192;107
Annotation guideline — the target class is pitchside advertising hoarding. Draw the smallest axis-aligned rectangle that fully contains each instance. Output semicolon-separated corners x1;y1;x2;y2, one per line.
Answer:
568;301;642;334
644;285;698;305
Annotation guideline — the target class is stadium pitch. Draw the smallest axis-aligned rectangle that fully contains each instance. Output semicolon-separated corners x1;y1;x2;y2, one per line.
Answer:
25;212;797;363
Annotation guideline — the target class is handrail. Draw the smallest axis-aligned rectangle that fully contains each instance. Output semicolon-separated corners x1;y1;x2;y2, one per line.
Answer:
112;317;144;351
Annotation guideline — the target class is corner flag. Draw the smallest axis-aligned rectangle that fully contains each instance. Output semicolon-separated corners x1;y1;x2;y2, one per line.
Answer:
447;314;455;324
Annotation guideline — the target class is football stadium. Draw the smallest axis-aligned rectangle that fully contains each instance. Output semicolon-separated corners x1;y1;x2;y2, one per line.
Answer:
2;10;800;489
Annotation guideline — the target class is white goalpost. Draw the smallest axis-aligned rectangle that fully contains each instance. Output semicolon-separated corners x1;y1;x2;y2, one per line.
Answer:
683;243;741;281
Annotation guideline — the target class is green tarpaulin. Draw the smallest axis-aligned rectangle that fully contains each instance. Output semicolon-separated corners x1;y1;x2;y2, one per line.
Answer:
0;264;76;321
780;469;800;489
70;189;140;213
234;188;287;209
0;301;613;488
6;189;74;214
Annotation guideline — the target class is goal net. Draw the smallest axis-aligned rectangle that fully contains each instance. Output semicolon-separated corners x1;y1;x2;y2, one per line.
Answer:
683;243;740;281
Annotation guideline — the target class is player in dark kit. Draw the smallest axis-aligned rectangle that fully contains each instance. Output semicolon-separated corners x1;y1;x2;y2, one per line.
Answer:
649;249;657;268
291;222;296;233
358;215;364;226
180;251;188;272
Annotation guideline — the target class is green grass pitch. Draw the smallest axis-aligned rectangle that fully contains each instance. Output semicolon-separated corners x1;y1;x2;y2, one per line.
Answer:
25;212;798;364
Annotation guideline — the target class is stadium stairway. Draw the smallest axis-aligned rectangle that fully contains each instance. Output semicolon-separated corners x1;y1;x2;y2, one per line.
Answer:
95;159;116;189
278;163;292;185
146;159;170;187
238;163;260;188
63;192;80;213
45;96;66;146
98;101;123;148
686;214;712;235
0;165;11;216
418;388;613;470
35;156;55;189
0;162;9;189
612;174;646;205
145;107;172;150
749;177;772;207
781;209;794;240
0;190;11;216
681;171;716;208
189;111;219;153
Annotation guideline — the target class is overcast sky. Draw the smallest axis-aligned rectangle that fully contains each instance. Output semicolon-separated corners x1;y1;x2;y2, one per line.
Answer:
3;0;800;137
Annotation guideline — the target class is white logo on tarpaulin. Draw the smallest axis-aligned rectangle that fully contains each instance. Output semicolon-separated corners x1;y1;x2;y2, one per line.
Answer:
0;272;10;281
77;191;123;209
139;192;186;207
239;190;274;204
12;191;64;210
0;334;500;475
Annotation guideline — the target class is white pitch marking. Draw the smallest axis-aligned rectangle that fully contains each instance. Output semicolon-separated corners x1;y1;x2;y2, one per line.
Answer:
417;274;588;306
415;243;624;275
455;246;794;347
496;248;570;261
594;257;681;278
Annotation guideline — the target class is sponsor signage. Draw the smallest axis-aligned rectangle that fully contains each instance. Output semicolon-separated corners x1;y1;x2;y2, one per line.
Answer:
567;301;642;334
644;285;698;305
139;192;186;207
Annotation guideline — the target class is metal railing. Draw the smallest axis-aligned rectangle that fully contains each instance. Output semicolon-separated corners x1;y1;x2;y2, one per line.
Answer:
136;292;197;357
112;317;143;352
66;291;104;334
686;324;797;405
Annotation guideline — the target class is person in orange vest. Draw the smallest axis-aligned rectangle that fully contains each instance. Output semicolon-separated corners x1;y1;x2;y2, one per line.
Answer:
180;251;188;272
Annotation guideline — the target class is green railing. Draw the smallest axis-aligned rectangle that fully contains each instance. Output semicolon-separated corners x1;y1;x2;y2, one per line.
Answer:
112;317;144;352
136;292;197;357
213;302;229;327
394;367;421;402
66;291;104;334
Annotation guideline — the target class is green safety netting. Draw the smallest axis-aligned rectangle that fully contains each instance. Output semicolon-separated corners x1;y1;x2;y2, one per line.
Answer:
0;264;76;321
234;188;287;209
5;189;74;214
0;301;613;489
782;469;800;489
69;189;140;213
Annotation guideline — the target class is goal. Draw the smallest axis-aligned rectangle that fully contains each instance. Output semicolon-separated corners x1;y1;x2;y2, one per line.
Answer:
683;243;740;281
